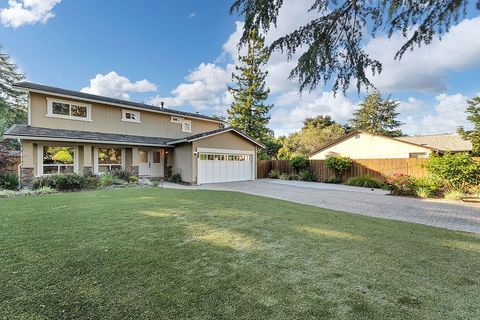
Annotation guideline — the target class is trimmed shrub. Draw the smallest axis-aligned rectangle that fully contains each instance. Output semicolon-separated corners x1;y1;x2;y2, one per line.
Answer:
289;156;309;173
345;175;384;188
386;173;416;196
50;174;85;191
0;172;19;190
169;172;182;183
298;170;315;181
423;153;480;192
325;156;352;181
267;170;281;179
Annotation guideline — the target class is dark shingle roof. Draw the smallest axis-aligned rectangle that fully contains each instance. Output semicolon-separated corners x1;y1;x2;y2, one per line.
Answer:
13;82;225;123
167;127;266;148
4;125;174;147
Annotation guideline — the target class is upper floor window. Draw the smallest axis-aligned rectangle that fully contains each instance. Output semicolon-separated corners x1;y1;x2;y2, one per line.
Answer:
121;109;141;123
171;116;192;133
47;98;92;121
182;120;192;133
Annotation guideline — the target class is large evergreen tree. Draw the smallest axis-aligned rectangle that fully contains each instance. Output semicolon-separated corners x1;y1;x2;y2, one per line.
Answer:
458;96;480;155
350;92;402;137
230;0;479;93
0;46;28;147
227;29;273;142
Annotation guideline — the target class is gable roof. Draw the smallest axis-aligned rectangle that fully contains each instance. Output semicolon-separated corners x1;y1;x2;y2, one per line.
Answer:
309;131;437;156
13;82;226;124
395;134;472;152
167;127;266;148
4;124;174;147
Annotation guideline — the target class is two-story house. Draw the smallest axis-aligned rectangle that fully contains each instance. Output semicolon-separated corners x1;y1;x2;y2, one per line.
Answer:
4;82;264;186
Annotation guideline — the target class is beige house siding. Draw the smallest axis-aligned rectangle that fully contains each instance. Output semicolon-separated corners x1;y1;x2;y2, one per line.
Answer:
310;132;433;160
30;93;220;139
172;143;194;183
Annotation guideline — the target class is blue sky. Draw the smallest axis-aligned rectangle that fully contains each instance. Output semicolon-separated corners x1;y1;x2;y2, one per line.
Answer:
1;0;479;137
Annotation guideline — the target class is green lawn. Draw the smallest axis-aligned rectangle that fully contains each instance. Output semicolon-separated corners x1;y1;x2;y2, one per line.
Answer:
0;188;479;319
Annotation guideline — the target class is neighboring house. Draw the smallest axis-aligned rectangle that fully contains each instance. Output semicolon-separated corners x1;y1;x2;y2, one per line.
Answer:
309;131;472;160
4;82;264;185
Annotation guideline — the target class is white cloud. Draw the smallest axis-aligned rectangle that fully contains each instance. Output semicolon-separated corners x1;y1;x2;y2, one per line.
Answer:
81;71;157;100
400;93;469;135
270;91;358;136
188;12;196;19
147;63;234;113
366;17;480;93
0;0;61;28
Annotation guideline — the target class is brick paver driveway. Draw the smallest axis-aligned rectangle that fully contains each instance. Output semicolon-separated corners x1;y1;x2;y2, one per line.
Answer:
192;179;480;233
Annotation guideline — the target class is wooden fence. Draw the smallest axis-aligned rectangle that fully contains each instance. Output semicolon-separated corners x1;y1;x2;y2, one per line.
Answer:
257;157;480;181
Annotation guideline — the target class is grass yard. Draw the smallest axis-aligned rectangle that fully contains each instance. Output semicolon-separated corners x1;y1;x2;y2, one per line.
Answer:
0;188;479;319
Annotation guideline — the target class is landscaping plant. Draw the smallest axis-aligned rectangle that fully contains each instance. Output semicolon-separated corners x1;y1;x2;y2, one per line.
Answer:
325;156;352;182
288;156;309;173
443;189;465;201
298;170;315;181
386;173;417;196
423;153;480;193
169;172;182;183
345;175;384;189
267;170;280;179
0;172;19;190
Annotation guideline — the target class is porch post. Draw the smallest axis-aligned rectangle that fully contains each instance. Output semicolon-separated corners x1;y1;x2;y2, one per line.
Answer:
82;145;93;176
131;147;139;176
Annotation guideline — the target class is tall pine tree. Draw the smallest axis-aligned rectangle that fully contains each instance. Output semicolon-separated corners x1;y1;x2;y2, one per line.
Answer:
227;29;272;142
350;92;403;137
0;46;28;147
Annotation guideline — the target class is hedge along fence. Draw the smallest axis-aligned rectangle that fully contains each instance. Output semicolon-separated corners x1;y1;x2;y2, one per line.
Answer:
257;157;480;182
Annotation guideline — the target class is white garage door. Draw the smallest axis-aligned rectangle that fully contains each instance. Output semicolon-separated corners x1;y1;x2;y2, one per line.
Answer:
197;150;254;184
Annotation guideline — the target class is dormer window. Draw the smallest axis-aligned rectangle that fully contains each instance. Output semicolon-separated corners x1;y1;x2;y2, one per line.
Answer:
46;98;91;121
121;109;141;123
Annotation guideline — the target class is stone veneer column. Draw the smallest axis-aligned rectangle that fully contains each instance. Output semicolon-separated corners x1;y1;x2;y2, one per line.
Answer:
20;167;35;187
83;166;93;176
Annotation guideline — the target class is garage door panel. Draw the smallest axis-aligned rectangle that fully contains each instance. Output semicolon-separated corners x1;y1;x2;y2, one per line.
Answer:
197;151;254;184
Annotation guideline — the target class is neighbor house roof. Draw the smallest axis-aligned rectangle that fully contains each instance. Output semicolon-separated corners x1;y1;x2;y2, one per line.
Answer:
167;127;266;148
395;134;472;152
4;124;174;147
13;82;226;124
309;131;437;156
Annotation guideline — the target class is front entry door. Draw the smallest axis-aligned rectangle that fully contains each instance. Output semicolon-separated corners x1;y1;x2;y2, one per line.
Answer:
139;149;164;177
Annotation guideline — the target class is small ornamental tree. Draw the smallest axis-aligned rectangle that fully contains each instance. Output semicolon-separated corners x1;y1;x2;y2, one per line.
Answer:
423;153;480;192
325;156;352;182
289;156;309;174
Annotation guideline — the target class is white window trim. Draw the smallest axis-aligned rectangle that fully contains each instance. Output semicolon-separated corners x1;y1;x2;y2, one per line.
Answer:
36;144;78;176
121;109;141;123
170;116;183;124
46;97;92;122
182;119;192;133
93;147;126;174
